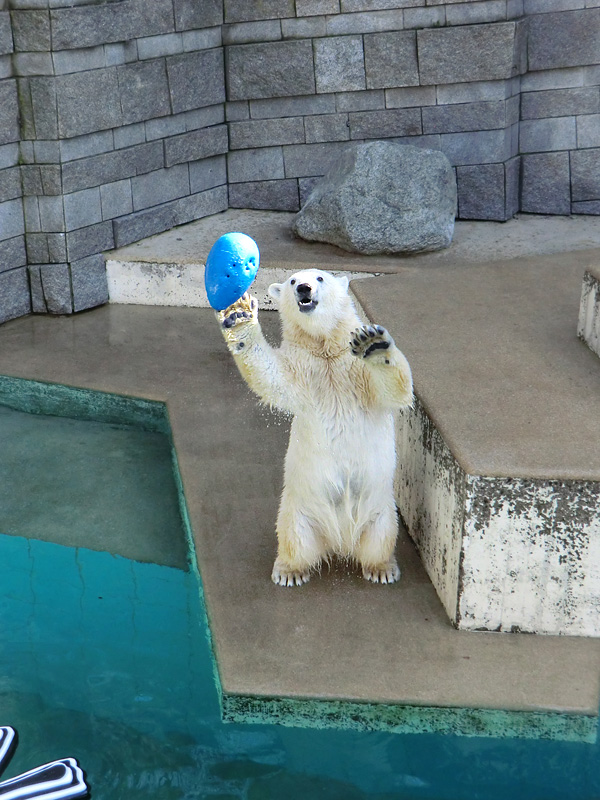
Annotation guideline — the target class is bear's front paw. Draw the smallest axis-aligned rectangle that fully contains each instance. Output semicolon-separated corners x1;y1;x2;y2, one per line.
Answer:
272;557;311;587
362;561;401;584
350;325;394;361
218;292;258;329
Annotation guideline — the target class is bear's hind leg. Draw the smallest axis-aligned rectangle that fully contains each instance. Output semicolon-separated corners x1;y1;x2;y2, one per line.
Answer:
356;507;400;585
272;507;324;587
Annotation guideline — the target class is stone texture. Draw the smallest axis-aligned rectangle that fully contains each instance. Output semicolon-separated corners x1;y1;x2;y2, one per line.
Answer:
228;179;299;211
314;35;365;93
519;117;577;153
457;163;508;221
10;10;50;52
293;141;456;255
521;151;571;215
164;125;228;167
0;236;27;275
226;40;315;101
423;101;508;135
0;81;20;145
229;117;304;150
0;267;31;323
70;252;109;312
528;8;600;71
418;22;525;85
224;0;294;23
167;49;226;113
174;0;223;31
227;146;284;183
56;68;121;138
521;87;600;120
37;262;72;314
61;142;164;193
571;148;600;202
118;60;171;125
363;31;418;90
349;108;422;139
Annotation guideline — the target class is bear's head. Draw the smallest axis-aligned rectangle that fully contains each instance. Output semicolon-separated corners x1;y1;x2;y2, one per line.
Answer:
268;269;353;338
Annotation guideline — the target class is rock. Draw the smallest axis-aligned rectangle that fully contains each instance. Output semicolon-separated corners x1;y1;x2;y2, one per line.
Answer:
292;141;457;255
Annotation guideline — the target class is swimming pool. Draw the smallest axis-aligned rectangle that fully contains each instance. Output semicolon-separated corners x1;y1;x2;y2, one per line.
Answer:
0;398;599;799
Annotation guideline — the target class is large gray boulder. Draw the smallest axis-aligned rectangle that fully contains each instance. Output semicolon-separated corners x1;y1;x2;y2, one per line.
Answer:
292;141;457;255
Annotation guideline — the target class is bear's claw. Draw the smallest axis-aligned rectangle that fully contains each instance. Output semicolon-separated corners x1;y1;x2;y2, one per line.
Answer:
362;562;401;584
350;325;393;359
272;559;311;587
218;292;258;329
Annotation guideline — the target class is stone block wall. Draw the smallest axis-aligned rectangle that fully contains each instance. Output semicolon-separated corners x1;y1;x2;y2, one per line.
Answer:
0;0;599;325
1;0;228;323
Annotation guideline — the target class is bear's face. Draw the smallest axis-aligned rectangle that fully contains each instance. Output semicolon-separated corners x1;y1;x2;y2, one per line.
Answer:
268;269;351;336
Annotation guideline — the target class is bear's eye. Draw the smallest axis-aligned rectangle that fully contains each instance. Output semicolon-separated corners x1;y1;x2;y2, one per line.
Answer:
317;276;324;282
290;279;296;286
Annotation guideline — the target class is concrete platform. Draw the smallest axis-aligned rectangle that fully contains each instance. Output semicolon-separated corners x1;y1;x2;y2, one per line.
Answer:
0;305;598;741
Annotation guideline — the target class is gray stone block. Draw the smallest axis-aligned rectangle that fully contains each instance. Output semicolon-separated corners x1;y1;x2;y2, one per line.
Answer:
326;9;404;35
521;88;600;120
10;10;50;52
423;101;508;135
229;117;304;150
577;114;600;149
66;220;114;262
137;33;183;61
0;80;20;145
250;93;335;119
33;139;60;164
50;0;175;50
52;45;105;76
0;267;31;324
70;252;108;312
0;236;27;275
38;194;66;231
167;49;225;113
229;179;299;211
61;141;164;193
440;129;513;166
26;232;49;264
505;154;520;219
436;79;514;105
521;151;571;214
224;0;294;23
314;36;365;93
385;86;436;109
37;262;72;314
571;148;600;202
59;130;114;162
0;12;13;56
0;198;24;241
223;20;282;45
189;154;227;193
281;16;327;39
364;31;418;90
118;60;171;126
572;200;600;215
336;89;384;112
113;122;146;150
21;165;43;196
341;0;420;9
164;125;228;166
23;196;40;232
446;0;507;25
296;0;339;14
226;100;249;121
56;68;121;138
104;41;138;67
457;163;507;221
528;9;600;72
112;184;227;247
227;40;315;101
100;179;133;220
519;117;577;153
28;264;44;313
418;22;524;85
0;167;21;203
63;187;102;231
349;108;422;140
13;52;54;76
182;28;223;52
174;0;223;31
227;146;284;183
305;113;350;143
47;232;67;263
283;141;348;178
403;7;444;29
131;164;190;212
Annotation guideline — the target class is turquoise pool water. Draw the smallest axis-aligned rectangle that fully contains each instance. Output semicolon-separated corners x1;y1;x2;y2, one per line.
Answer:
0;403;599;799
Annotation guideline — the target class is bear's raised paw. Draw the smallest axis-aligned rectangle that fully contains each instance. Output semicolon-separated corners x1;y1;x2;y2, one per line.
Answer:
218;292;258;329
350;325;394;361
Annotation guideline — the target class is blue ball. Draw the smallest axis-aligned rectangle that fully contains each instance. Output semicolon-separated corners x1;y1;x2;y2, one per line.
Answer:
204;232;260;311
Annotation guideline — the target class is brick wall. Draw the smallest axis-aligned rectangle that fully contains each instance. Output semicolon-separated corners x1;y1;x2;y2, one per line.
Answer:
0;0;599;325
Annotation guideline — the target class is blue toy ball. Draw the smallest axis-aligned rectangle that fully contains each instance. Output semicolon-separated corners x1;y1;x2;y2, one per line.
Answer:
204;232;260;311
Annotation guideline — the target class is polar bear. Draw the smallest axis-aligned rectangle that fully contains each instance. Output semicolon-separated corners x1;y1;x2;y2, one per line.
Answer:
217;269;413;587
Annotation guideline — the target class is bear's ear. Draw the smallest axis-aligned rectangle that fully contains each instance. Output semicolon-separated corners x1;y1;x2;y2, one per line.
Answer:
336;275;349;292
268;283;283;300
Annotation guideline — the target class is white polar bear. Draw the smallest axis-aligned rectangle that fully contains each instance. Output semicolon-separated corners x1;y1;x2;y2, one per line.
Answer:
217;268;413;587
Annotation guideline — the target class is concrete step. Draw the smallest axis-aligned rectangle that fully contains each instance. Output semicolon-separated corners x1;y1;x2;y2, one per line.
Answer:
579;265;600;358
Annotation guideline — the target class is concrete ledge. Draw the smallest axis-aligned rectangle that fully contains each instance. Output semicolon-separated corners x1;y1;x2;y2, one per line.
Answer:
579;266;600;358
353;251;600;637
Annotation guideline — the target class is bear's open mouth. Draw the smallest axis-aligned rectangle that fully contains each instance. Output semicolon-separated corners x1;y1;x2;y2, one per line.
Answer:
298;298;318;313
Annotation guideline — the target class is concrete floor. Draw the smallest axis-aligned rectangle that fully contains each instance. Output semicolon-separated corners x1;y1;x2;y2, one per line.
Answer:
0;302;598;734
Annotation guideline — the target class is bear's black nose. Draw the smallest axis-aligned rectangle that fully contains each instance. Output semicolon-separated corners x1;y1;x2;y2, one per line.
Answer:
296;283;312;297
